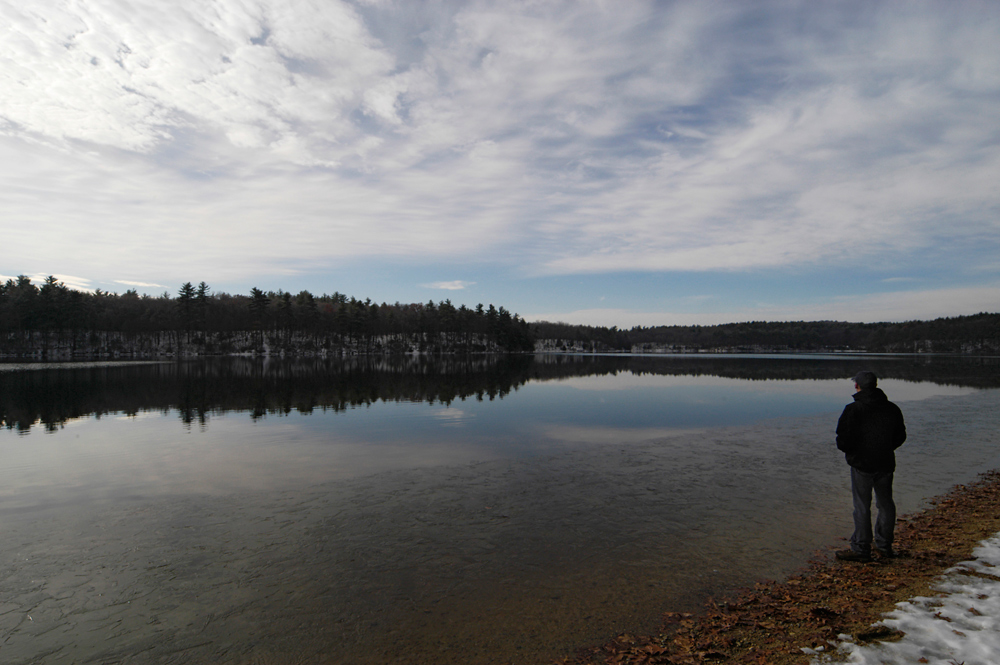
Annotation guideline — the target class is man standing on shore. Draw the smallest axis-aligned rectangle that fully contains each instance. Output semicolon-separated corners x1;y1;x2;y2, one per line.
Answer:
835;371;907;563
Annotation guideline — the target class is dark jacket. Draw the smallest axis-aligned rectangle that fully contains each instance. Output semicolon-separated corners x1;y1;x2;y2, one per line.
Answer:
836;387;907;473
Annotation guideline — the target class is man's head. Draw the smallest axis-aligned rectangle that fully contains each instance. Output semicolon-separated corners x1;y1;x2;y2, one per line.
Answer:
852;371;877;390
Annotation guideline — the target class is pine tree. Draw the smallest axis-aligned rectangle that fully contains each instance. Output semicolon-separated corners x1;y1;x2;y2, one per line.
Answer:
177;282;196;341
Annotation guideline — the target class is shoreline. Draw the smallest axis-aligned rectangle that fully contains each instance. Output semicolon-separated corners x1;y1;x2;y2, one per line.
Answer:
559;469;1000;665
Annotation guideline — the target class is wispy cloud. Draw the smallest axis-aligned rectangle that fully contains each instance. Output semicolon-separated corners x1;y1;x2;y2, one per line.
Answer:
15;274;96;292
115;280;167;289
422;281;475;291
0;1;997;321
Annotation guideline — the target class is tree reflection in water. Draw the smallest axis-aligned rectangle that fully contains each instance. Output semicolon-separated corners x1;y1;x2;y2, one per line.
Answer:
3;353;998;433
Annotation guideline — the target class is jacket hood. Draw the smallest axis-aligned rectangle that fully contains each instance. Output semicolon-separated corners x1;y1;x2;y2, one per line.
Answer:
853;387;889;404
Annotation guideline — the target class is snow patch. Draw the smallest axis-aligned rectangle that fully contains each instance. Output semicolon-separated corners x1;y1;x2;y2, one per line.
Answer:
812;534;1000;664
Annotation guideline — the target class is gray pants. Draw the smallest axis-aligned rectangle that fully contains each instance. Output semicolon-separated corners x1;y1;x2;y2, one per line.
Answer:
850;467;895;554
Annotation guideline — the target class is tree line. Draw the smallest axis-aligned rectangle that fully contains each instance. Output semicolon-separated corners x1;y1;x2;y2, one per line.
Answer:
2;275;997;356
0;276;535;354
531;313;1000;354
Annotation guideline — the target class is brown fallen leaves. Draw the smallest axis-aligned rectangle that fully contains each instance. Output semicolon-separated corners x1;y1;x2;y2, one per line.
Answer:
555;470;1000;665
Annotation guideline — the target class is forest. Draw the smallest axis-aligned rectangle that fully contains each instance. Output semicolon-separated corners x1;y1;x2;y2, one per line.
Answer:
1;275;998;357
0;275;534;356
532;313;1000;354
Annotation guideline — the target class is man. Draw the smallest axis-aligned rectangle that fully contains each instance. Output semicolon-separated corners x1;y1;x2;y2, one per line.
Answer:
834;371;907;563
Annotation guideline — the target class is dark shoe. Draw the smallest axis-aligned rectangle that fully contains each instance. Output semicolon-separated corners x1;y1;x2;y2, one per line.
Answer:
874;546;895;559
835;549;872;563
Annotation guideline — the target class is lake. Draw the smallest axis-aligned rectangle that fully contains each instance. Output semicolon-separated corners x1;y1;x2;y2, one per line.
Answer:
1;354;999;664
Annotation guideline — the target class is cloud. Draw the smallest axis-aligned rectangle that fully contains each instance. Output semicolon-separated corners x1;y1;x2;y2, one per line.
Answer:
0;1;998;317
422;280;475;291
50;274;95;292
0;0;394;160
115;280;167;289
5;274;96;292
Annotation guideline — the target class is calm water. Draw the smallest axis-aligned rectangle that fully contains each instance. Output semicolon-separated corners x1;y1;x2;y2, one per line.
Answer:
1;354;999;664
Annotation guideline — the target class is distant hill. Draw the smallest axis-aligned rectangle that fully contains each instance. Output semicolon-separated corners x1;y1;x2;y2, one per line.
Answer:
530;312;1000;354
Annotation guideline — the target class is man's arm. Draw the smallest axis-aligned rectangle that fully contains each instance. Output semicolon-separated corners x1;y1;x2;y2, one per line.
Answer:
836;405;856;453
892;403;907;449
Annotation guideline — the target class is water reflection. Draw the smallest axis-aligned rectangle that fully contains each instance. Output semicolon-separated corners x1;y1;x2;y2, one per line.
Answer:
3;353;998;433
0;355;529;432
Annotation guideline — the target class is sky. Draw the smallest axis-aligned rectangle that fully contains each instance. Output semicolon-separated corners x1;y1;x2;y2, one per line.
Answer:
2;0;999;327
